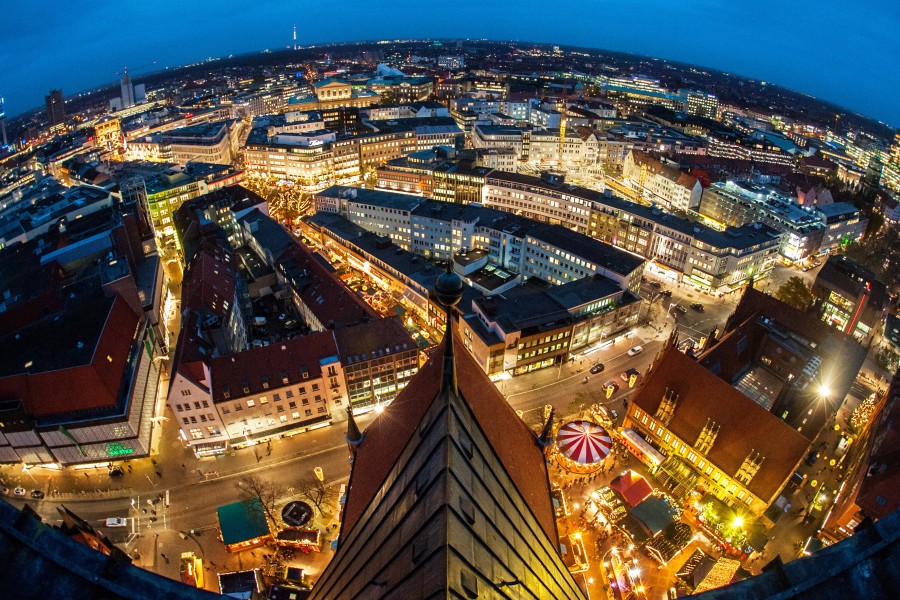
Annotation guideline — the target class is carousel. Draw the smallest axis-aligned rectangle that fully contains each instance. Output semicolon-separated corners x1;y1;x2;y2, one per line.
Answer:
555;420;613;474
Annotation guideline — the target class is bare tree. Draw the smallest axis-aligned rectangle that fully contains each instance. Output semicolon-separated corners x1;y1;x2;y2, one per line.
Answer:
294;475;338;516
235;474;287;526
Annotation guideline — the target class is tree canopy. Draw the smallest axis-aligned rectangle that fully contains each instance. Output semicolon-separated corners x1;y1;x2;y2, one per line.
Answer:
774;276;815;311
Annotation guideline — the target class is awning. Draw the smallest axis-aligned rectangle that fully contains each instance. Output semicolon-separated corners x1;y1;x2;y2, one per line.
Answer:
620;428;665;466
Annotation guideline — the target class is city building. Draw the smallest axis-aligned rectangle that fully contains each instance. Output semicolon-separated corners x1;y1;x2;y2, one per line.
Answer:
811;255;886;343
120;71;135;109
44;89;66;132
287;78;380;112
815;202;867;253
333;317;419;409
375;147;494;203
462;276;641;376
365;75;434;103
482;171;781;292
700;181;826;261
310;272;584;599
314;185;645;292
681;90;719;120
0;196;164;465
169;201;414;454
140;162;244;245
437;55;465;69
125;120;242;166
623;339;810;518
94;117;122;155
703;287;868;437
622;150;703;211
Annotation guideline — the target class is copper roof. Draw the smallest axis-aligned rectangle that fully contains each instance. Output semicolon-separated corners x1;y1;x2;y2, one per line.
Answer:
633;346;809;502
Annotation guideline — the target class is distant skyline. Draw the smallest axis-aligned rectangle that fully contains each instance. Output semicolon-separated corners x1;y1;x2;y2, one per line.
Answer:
1;0;898;127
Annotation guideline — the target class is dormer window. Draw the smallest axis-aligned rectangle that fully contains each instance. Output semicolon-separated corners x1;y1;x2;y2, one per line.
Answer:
222;386;230;399
261;376;269;389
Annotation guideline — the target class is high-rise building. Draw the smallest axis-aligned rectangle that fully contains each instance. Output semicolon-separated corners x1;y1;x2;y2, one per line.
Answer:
682;89;719;120
310;270;584;598
120;71;135;109
44;89;66;129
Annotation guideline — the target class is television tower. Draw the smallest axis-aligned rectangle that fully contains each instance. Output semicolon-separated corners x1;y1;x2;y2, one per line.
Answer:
293;24;297;50
0;96;7;147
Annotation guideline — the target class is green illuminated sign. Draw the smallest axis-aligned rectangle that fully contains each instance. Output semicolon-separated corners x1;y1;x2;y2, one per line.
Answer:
105;443;135;457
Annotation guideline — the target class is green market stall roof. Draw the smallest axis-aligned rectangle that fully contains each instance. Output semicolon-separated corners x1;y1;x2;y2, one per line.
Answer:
217;497;271;546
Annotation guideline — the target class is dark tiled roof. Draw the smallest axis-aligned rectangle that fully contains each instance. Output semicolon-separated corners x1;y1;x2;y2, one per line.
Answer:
276;244;379;328
332;316;414;365
181;240;238;320
633;346;809;501
0;294;140;417
209;331;339;403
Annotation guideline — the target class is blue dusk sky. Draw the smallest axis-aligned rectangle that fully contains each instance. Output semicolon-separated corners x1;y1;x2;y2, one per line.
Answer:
1;0;898;127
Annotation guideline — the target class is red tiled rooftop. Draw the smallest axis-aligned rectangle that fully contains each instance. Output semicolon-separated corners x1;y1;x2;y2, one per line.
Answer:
209;330;339;402
633;346;809;502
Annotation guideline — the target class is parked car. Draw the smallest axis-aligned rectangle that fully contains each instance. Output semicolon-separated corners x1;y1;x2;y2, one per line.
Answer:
627;345;643;356
277;313;288;322
660;290;673;297
673;304;687;314
105;517;128;527
284;319;298;329
0;487;8;496
589;363;605;374
30;490;44;500
621;367;641;382
13;487;25;497
650;281;662;288
690;303;704;312
603;380;620;394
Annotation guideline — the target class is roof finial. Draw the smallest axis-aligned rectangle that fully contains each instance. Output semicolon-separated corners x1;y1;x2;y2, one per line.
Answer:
345;405;364;461
537;406;556;450
434;262;463;395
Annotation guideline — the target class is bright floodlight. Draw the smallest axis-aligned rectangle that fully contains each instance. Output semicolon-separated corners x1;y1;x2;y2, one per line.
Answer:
733;516;744;528
818;384;831;398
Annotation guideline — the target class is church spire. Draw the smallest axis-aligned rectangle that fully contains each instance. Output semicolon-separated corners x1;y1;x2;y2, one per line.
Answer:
433;262;463;396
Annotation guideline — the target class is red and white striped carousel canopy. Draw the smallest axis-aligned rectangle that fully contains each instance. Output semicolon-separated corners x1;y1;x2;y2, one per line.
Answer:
556;420;612;464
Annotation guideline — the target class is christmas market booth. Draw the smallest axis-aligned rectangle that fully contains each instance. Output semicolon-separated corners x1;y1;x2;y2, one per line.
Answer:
217;497;273;553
